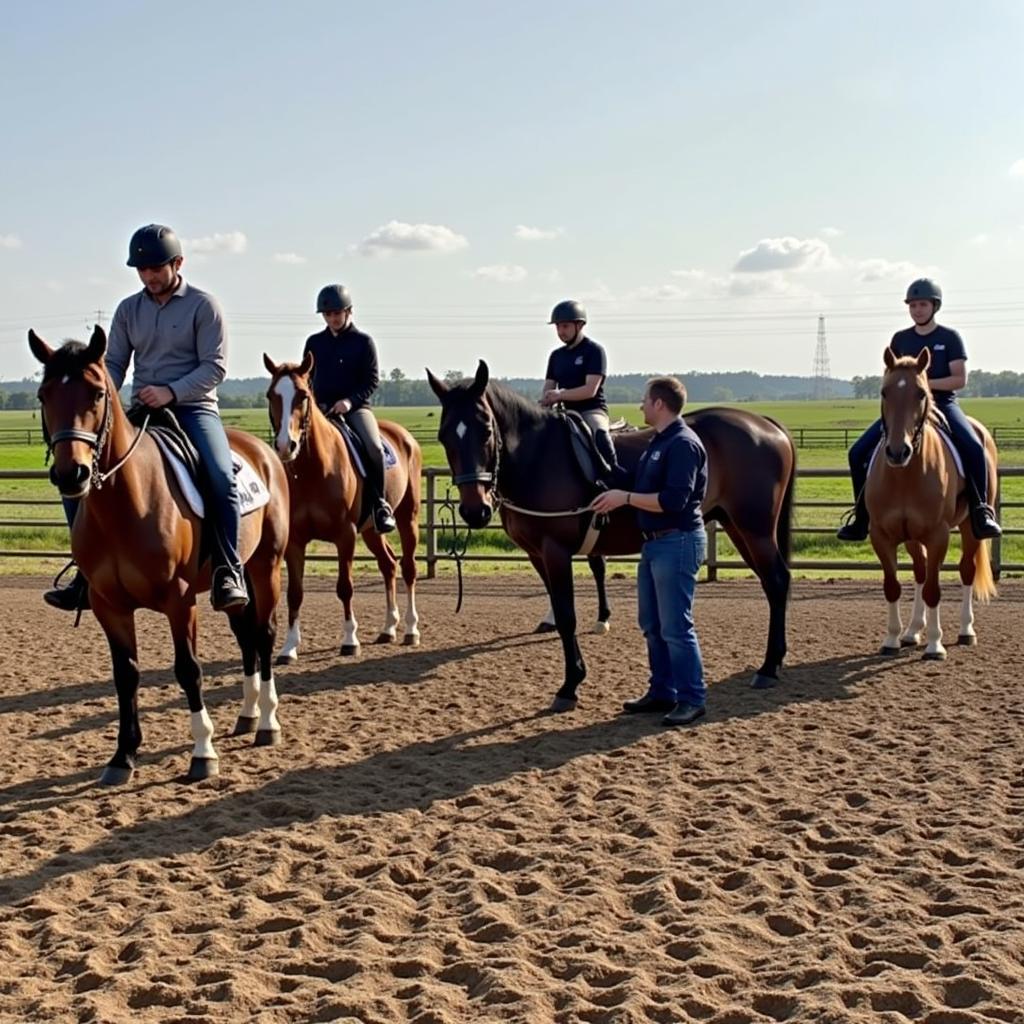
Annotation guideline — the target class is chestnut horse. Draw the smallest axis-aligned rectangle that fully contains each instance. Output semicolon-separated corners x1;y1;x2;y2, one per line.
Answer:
264;352;422;661
30;326;289;785
428;362;796;711
867;347;997;658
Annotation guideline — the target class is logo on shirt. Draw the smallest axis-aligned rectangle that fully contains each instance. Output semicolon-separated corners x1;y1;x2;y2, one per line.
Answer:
574;356;583;365
651;451;662;461
934;344;945;351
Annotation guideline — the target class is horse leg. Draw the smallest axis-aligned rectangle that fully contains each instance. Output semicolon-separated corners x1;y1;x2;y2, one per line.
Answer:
277;540;305;665
93;598;142;786
337;536;360;656
922;533;950;661
235;556;283;745
957;524;979;646
396;505;421;646
900;541;927;647
229;592;260;737
542;540;586;712
363;529;400;644
870;534;903;655
589;554;611;634
168;600;219;781
721;521;790;688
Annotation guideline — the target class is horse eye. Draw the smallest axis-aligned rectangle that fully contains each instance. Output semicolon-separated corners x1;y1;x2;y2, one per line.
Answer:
92;388;105;404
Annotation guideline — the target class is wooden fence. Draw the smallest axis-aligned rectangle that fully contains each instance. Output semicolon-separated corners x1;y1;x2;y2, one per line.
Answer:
2;467;1021;580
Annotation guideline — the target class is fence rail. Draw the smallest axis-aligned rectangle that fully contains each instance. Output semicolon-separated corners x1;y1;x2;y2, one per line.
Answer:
2;466;1021;580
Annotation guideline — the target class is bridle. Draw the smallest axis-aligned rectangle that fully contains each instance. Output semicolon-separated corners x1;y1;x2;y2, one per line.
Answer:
879;373;930;456
268;375;312;456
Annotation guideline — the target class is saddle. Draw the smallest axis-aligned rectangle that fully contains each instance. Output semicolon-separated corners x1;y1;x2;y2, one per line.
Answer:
324;415;398;478
560;410;613;484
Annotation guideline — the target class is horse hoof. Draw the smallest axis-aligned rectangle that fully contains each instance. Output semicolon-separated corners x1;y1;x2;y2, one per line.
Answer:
98;764;134;786
402;633;421;647
533;621;557;634
254;729;282;747
340;644;360;656
548;696;578;713
187;757;220;782
374;632;396;645
922;650;947;662
275;652;297;666
750;673;778;690
900;636;921;648
232;715;258;736
591;620;611;635
878;645;901;657
957;634;978;647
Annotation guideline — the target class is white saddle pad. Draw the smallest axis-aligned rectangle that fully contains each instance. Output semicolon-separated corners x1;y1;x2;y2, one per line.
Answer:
153;435;271;519
343;434;399;479
869;431;963;478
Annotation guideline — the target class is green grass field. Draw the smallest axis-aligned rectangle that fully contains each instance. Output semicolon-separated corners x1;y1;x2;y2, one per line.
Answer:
1;400;1021;578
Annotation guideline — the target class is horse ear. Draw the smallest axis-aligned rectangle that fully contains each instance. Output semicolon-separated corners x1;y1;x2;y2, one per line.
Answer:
426;368;448;400
883;346;896;370
916;347;931;373
263;352;278;376
85;324;107;362
298;349;314;377
470;359;489;396
28;329;54;365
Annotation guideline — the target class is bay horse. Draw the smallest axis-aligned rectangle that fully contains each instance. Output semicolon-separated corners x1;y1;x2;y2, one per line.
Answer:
264;352;421;661
867;347;997;658
427;361;796;711
30;326;289;785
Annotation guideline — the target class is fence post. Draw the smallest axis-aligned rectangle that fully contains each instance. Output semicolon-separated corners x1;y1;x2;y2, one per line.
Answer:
425;470;437;579
705;519;718;582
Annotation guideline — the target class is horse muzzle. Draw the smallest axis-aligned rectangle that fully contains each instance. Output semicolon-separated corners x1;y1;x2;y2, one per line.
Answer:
50;461;91;498
458;501;493;529
884;442;913;467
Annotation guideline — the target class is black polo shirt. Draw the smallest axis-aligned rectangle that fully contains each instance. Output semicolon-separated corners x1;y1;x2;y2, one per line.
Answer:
633;419;707;534
890;325;967;406
302;323;380;411
544;336;608;412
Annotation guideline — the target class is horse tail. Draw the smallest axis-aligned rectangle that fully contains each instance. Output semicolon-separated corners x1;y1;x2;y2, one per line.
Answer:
972;539;997;604
772;422;797;564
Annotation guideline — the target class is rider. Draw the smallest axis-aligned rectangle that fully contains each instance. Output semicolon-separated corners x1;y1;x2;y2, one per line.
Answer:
540;299;622;482
43;223;249;612
302;284;396;534
837;278;1001;542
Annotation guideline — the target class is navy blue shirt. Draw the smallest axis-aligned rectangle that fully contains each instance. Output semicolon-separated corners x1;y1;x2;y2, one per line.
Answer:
890;325;967;406
303;323;380;411
545;336;608;412
633;419;707;534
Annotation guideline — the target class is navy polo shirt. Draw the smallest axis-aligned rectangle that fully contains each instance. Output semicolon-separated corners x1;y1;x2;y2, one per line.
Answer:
544;336;608;412
303;323;380;411
633;419;707;534
890;325;967;406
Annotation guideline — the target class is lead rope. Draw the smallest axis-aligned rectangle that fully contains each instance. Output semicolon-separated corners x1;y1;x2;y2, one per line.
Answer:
437;485;471;613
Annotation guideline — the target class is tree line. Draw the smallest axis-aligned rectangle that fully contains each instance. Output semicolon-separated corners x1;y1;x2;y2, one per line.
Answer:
850;369;1024;400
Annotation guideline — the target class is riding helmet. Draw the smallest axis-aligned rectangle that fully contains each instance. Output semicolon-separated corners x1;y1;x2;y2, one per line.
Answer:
126;224;183;267
316;284;354;313
548;299;587;324
905;278;942;311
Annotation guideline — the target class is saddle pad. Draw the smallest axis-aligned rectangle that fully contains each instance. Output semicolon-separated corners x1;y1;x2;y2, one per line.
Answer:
152;434;271;519
343;434;399;479
869;431;963;478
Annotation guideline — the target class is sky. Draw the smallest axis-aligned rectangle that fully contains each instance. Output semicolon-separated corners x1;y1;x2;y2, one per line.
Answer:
2;0;1023;385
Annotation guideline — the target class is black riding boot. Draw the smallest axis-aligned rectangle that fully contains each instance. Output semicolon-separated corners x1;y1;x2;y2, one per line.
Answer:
209;527;248;612
594;429;625;488
836;492;870;542
372;495;396;534
967;481;1001;540
43;568;89;611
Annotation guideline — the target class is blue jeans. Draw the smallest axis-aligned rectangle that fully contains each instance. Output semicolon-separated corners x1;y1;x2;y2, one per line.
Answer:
62;404;242;573
637;528;707;706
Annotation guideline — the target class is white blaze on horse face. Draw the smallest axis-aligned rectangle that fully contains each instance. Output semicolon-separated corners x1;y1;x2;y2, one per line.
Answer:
273;376;297;451
455;421;467;440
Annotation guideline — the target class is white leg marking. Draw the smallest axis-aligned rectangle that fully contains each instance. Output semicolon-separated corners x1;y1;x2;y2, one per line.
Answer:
883;600;902;651
959;583;975;639
901;582;925;645
925;603;946;658
343;615;359;649
381;593;399;639
278;621;301;663
190;708;219;760
240;672;259;718
257;673;281;734
404;587;420;641
541;604;556;627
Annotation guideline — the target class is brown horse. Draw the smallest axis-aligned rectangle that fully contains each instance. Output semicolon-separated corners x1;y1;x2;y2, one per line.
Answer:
264;352;422;661
428;362;796;711
30;326;289;785
867;347;997;658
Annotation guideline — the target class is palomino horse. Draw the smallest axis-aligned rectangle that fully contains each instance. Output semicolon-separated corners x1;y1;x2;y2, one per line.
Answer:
428;362;796;711
867;347;997;658
264;352;422;661
30;326;289;785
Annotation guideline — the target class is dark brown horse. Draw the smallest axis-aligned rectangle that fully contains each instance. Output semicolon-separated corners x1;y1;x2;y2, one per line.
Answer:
428;361;796;711
30;326;289;784
866;347;997;658
264;352;422;661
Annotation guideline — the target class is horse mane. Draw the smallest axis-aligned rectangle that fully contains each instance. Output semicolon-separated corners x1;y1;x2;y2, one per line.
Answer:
483;379;548;428
40;340;99;383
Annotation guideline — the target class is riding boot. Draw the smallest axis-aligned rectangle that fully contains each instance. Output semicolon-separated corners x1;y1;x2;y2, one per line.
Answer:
367;461;395;533
43;568;90;611
836;491;870;542
209;527;248;612
594;429;624;488
966;480;1002;540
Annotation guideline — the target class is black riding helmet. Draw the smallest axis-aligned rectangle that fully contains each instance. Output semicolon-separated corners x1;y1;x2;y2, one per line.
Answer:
905;278;942;311
548;299;587;324
126;224;182;267
317;284;353;313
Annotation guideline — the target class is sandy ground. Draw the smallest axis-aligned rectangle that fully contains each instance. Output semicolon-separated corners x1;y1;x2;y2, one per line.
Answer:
0;574;1022;1024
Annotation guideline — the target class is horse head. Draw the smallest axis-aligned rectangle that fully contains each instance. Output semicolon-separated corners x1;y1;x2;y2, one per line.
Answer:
880;345;932;467
426;360;496;528
29;325;111;498
264;350;315;462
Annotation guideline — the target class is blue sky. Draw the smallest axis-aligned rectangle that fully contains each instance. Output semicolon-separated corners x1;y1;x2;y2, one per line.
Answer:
2;0;1023;383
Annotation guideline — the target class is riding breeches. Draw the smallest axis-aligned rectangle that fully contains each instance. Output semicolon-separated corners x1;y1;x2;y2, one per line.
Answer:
345;407;387;502
580;408;620;472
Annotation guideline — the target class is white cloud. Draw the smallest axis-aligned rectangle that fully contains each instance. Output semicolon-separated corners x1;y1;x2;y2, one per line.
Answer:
273;252;307;265
473;264;527;283
184;231;248;255
821;226;844;238
0;234;22;249
968;233;990;247
627;284;689;301
352;220;468;257
733;236;833;273
670;268;709;283
1009;158;1024;177
854;257;922;282
514;225;564;241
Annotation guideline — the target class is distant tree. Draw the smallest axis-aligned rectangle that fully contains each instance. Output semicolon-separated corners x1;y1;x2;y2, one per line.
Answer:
389;367;407;382
711;386;735;402
443;369;465;384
